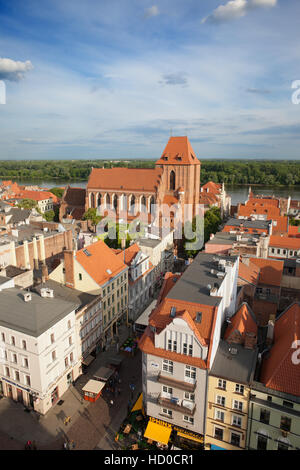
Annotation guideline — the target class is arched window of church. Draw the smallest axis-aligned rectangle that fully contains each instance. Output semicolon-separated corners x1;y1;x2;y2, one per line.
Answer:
106;194;110;206
130;195;135;214
141;196;146;212
150;196;155;215
113;195;118;211
91;193;95;208
97;194;102;207
170;170;176;190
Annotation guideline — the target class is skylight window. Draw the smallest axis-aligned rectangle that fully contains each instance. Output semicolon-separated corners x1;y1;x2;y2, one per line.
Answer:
83;249;91;256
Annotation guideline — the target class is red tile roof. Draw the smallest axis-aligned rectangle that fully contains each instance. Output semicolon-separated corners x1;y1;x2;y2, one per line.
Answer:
269;235;300;250
224;303;257;342
248;197;279;208
238;260;260;286
156;136;200;166
76;239;127;286
201;182;222;194
249;257;283;287
156;272;181;305
260;302;300;396
288;225;300;237
238;204;280;219
87;168;163;192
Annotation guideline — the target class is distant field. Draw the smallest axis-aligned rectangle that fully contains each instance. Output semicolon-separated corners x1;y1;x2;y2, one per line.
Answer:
1;159;300;186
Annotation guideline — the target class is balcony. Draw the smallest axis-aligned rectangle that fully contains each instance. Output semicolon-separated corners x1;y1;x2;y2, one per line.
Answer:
157;371;197;392
158;394;196;416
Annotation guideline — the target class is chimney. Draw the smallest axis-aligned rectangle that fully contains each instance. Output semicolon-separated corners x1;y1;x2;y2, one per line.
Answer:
244;332;257;350
64;250;75;288
266;320;274;346
42;264;49;283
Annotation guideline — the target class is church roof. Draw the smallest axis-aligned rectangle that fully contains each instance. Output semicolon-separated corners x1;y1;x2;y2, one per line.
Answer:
87;168;162;192
156;136;200;166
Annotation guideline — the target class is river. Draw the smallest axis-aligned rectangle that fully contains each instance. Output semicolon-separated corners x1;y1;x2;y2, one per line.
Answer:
2;180;300;205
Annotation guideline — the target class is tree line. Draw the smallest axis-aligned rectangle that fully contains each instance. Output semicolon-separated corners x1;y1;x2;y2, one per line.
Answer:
1;159;300;186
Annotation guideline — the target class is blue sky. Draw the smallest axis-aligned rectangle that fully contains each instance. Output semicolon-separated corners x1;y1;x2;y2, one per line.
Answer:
0;0;300;160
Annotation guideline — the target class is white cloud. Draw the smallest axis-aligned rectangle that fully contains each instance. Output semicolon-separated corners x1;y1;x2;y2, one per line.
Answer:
0;58;33;81
144;5;159;19
202;0;277;24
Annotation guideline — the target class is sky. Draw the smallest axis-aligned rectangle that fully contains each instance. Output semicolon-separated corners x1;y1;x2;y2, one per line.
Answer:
0;0;300;160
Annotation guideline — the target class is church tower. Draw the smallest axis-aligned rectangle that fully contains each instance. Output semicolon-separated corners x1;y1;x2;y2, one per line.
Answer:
155;136;201;217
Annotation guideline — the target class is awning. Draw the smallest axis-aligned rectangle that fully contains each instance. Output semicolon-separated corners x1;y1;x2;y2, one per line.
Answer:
131;393;143;413
82;355;95;367
93;366;114;382
82;379;105;395
144;421;171;445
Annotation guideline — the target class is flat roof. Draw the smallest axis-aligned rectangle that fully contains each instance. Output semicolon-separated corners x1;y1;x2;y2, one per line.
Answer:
93;366;114;381
209;339;258;384
166;252;237;307
82;379;105;394
134;299;157;327
0;276;11;285
226;218;270;230
33;280;98;310
0;287;79;337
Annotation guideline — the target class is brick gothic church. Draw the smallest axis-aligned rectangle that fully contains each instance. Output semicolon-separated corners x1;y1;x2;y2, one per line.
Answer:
85;136;201;221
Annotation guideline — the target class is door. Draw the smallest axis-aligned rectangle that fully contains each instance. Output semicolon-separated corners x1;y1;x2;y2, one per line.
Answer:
7;385;13;399
67;372;73;386
17;389;23;404
51;387;59;405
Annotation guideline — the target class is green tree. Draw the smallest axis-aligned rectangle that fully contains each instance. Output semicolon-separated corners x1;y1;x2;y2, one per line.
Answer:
43;210;55;222
17;199;37;209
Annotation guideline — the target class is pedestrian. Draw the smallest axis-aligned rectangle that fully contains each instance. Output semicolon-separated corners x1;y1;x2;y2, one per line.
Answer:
118;388;121;396
32;440;37;450
110;399;114;407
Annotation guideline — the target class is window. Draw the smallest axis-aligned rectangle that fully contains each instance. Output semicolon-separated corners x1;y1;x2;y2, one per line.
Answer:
52;350;56;361
216;395;226;407
70;352;73;363
12;353;17;363
183;343;187;355
79;273;82;281
25;375;31;386
280;416;291;432
214;409;225;422
167;339;172;351
162;386;173;397
162;408;172;418
188;345;193;356
65;357;69;368
257;434;267;450
233;400;243;411
184;392;195;402
173;341;177;353
267;395;272;402
22;340;27;350
283;401;293;409
24;358;29;368
277;441;289;451
230;432;241;447
214;427;223;441
260;409;270;425
232;415;242;427
15;371;20;382
218;379;226;390
5;367;10;377
11;336;15;346
183;416;194;425
185;365;196;382
50;333;55;344
67;320;71;329
162;360;173;374
235;384;244;395
1;332;5;342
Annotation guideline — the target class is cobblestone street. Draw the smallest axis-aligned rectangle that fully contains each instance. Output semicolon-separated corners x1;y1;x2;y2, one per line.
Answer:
0;325;142;450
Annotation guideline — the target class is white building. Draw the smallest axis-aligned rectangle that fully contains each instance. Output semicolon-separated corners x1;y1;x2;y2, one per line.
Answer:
0;285;81;415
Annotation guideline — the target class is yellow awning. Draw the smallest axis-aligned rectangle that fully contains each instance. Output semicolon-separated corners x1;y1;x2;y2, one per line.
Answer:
144;421;171;445
131;393;143;412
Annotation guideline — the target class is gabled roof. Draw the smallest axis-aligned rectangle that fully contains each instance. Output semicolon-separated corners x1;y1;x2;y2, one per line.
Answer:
248;197;279;208
148;297;217;347
63;186;86;206
76;240;127;286
249;257;283;287
115;243;140;265
224;303;258;343
201;182;222;194
260;302;300;396
87;167;163;192
156;136;200;166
